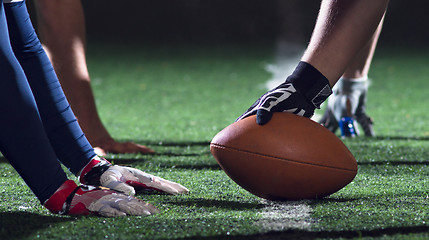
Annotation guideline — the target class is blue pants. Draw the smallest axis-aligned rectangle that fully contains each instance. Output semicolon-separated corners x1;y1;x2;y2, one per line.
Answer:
0;0;96;203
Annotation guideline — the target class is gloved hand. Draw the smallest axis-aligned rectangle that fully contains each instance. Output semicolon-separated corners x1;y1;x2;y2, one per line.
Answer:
99;165;190;196
44;180;159;217
79;157;189;196
236;82;316;125
319;77;374;137
236;61;332;125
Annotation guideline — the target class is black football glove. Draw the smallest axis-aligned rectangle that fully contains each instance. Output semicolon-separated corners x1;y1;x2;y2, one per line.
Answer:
236;82;316;125
237;61;332;125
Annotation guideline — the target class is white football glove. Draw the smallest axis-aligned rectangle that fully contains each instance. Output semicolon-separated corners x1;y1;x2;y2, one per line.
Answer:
319;77;375;137
44;180;159;217
99;165;189;196
79;157;189;196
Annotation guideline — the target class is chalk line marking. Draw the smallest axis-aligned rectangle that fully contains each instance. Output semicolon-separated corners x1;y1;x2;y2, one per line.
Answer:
255;200;316;231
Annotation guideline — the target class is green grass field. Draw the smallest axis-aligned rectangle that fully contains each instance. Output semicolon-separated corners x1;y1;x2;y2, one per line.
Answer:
0;43;428;239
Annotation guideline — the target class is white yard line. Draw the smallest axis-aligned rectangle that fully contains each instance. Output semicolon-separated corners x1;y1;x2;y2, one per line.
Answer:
255;200;316;231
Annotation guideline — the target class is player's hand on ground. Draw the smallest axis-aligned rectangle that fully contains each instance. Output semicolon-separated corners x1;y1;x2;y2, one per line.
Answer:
79;157;189;196
93;139;155;156
236;82;316;125
44;180;159;217
319;78;375;137
99;165;190;196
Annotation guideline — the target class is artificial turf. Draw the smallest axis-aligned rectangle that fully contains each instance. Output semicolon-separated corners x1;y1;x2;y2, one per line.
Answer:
0;43;427;239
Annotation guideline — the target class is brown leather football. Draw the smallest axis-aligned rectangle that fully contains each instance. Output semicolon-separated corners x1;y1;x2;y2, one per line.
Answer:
210;112;357;200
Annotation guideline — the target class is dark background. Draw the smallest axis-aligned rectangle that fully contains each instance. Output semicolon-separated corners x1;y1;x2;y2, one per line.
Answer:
28;0;429;48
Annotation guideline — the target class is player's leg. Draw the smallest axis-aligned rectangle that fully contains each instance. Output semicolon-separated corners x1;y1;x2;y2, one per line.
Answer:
301;0;388;85
0;0;69;204
8;0;187;189
238;0;389;125
4;0;95;174
33;0;154;155
320;18;383;137
1;1;182;216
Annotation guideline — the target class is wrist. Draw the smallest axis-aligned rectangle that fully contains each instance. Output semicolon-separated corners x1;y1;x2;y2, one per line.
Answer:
286;61;332;109
78;156;111;185
44;180;79;214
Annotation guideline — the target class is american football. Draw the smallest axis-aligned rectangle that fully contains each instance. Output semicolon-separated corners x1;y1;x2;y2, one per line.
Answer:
210;112;358;200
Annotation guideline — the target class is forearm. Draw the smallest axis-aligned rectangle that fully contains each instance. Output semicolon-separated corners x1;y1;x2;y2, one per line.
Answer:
33;0;89;86
302;0;389;86
342;15;384;79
